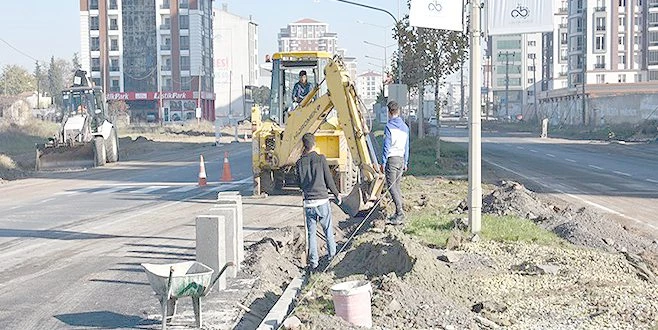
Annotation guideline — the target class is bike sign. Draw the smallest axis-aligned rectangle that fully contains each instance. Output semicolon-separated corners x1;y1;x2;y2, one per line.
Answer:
511;4;530;19
488;0;554;35
409;0;462;32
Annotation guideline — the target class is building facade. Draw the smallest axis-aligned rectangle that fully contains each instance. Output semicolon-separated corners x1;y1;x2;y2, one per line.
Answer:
79;0;215;122
213;4;258;119
356;71;383;110
277;19;338;53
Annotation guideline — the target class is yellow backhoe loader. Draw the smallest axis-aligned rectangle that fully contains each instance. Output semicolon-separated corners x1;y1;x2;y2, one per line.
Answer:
252;51;385;216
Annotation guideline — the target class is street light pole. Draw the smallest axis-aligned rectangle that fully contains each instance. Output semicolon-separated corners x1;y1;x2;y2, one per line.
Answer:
468;0;482;234
336;0;401;82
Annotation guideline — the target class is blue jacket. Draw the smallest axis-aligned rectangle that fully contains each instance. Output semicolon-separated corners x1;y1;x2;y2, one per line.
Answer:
292;81;311;102
382;116;410;167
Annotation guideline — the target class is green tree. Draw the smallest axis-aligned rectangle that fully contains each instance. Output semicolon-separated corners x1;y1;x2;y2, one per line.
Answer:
107;100;130;122
47;56;73;107
0;64;36;95
252;85;271;106
72;52;82;70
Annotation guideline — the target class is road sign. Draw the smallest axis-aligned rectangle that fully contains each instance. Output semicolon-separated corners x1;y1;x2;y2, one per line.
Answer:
386;84;409;107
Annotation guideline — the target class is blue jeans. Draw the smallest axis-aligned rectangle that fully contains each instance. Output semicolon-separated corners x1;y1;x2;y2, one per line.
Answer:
304;201;336;268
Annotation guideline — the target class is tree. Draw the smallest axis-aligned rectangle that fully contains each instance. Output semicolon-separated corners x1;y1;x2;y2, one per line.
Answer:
107;100;130;124
393;3;468;156
0;64;36;95
47;56;74;108
72;52;82;70
253;85;271;106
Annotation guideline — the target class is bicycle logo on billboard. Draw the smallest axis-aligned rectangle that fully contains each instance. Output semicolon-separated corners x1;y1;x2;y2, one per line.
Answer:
428;0;442;12
511;3;530;19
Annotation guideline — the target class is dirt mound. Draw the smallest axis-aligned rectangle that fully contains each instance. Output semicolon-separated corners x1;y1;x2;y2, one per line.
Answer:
458;181;658;256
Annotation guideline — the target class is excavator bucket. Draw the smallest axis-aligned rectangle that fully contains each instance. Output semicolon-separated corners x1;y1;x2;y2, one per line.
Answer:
338;183;364;217
36;144;95;171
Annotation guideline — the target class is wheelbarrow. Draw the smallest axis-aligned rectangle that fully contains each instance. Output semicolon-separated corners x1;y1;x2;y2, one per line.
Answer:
141;261;233;330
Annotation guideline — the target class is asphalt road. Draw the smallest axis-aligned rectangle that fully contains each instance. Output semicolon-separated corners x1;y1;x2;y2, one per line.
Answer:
441;127;658;238
0;141;313;329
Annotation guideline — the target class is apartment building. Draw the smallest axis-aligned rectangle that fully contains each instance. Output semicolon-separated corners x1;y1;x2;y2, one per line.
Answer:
566;0;651;87
80;0;215;122
356;71;383;110
277;19;338;53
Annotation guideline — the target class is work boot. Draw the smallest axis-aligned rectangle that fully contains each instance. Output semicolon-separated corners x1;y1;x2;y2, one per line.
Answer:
386;214;405;226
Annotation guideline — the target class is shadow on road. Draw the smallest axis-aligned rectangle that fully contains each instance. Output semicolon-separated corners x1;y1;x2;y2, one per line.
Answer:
54;311;158;328
0;229;193;241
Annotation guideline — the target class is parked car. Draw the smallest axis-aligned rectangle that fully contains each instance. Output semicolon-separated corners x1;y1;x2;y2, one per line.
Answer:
428;116;437;126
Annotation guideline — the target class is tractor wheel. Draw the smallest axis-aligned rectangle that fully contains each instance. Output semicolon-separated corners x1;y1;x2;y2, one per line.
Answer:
105;128;119;163
94;137;107;167
259;170;275;195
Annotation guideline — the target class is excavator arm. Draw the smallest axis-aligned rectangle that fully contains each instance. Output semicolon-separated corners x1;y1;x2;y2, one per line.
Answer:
273;57;385;214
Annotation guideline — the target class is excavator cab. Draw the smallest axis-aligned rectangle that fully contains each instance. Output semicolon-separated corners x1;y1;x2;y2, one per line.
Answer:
266;52;330;125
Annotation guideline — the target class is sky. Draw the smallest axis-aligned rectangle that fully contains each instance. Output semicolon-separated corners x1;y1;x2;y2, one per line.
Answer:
0;0;407;75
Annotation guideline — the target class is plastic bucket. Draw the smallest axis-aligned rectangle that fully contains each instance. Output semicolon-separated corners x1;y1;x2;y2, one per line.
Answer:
331;280;373;328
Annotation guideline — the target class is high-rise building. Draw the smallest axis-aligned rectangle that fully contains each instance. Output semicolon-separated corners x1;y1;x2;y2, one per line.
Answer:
543;1;570;90
277;19;338;53
213;4;258;118
79;0;215;122
356;71;383;110
566;0;650;87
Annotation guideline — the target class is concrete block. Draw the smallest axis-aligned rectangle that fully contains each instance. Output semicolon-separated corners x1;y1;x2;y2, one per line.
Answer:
217;191;244;263
195;215;227;290
209;207;239;278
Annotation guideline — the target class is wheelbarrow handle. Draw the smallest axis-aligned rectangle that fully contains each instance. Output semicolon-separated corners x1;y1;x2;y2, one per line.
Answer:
165;266;175;299
205;262;235;295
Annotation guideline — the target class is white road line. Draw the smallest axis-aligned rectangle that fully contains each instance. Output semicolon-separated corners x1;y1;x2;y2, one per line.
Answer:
516;146;525;150
613;171;632;177
54;191;80;196
91;186;128;194
484;159;658;231
169;185;198;193
646;179;658;184
588;165;603;170
36;198;56;204
530;149;538;153
565;158;576;163
132;186;169;194
546;154;556;158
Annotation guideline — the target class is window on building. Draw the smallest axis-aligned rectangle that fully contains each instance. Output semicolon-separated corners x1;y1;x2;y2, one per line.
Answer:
162;77;172;91
619;16;627;26
527;90;534;96
91;37;100;51
619;54;627;64
91;58;100;71
650;51;658;65
180;56;190;70
161;0;170;8
528;78;535;84
109;0;118;9
179;0;189;8
181;76;192;90
496;39;522;49
110;38;118;51
635;73;643;82
595;36;606;50
650;31;658;46
110;18;118;30
596;74;606;83
179;15;189;30
528;53;536;59
90;16;99;30
528;41;536;46
110;58;119;71
110;79;119;92
161;15;171;29
161;37;171;50
561;33;568;44
93;78;101;87
619;0;626;6
596;17;606;31
618;74;627;82
619;35;626;47
650;13;658;27
90;0;98;10
180;36;189;50
528;65;536;71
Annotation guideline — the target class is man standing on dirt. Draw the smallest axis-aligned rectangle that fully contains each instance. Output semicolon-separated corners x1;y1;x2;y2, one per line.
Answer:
381;100;409;225
296;133;342;271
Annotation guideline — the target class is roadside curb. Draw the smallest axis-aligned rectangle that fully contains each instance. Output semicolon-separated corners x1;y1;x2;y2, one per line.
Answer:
256;276;305;330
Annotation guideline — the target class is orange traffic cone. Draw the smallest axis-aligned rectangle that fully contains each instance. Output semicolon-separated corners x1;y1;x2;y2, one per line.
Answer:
198;155;207;186
221;151;232;182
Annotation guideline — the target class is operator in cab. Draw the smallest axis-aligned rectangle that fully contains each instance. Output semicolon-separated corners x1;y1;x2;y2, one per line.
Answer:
292;70;312;105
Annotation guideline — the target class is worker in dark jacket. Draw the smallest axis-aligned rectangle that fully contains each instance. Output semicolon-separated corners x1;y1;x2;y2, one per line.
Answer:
296;133;342;271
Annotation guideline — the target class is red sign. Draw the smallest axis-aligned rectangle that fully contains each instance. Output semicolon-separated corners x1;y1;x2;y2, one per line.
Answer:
107;91;197;101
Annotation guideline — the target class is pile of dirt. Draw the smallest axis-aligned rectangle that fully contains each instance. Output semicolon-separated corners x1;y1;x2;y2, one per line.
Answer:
295;230;658;329
458;180;658;257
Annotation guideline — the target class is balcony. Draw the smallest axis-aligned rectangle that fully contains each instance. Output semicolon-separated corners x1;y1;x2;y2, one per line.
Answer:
594;6;606;12
110;66;120;72
596;25;606;31
110;23;118;31
559;71;568;77
161;65;171;71
559;23;567;29
91;66;101;71
161;44;171;51
595;63;606;69
558;7;567;14
160;24;170;30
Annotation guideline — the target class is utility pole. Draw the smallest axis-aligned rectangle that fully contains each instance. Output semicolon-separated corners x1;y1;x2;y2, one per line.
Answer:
36;61;40;109
460;59;465;119
197;65;203;125
532;56;538;121
468;0;482;234
581;25;587;126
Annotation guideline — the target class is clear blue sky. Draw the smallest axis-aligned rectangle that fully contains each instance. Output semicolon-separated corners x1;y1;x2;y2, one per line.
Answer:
0;0;406;75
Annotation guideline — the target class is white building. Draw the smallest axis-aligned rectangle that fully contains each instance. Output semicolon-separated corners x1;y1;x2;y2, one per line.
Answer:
490;33;544;118
278;19;338;53
213;4;258;118
356;71;383;110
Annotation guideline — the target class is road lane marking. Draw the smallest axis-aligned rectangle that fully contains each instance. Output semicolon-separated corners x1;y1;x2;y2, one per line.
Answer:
54;191;80;196
565;158;576;163
530;149;538;153
516;146;525;150
132;186;169;194
91;186;129;194
588;165;603;170
613;171;632;177
169;185;198;193
546;154;556;158
36;198;56;204
484;159;658;231
647;179;658;184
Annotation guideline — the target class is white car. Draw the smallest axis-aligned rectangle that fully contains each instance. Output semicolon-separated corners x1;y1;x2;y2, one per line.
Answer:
428;116;437;126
